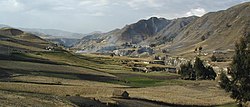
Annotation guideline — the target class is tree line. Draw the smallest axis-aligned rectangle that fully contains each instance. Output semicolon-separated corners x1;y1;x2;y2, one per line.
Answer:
179;57;216;80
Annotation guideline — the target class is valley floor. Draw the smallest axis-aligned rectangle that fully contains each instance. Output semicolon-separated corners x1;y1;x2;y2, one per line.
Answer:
0;51;236;107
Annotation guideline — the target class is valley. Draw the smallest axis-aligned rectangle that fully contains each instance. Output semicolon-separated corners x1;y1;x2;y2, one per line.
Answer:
0;50;235;107
0;1;249;107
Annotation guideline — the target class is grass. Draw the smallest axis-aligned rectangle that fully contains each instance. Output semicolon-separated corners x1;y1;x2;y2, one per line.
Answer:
0;51;236;106
110;77;164;87
216;102;237;107
0;40;42;51
31;71;79;80
0;51;182;88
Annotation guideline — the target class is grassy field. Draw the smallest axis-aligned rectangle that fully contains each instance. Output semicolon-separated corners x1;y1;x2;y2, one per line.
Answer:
0;51;237;106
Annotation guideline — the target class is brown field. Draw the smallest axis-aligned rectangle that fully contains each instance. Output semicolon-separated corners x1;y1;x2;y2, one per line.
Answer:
0;51;236;107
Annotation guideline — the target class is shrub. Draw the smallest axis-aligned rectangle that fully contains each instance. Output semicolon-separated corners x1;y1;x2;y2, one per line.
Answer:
211;55;217;62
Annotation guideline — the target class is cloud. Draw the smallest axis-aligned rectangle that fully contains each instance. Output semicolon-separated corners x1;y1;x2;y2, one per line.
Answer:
0;0;248;33
127;0;164;10
88;12;105;16
185;7;206;17
52;6;75;11
10;0;19;6
0;0;25;12
79;0;109;7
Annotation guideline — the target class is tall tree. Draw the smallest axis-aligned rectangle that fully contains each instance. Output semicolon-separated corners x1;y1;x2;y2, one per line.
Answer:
230;37;250;105
220;37;250;106
194;57;206;80
205;66;216;80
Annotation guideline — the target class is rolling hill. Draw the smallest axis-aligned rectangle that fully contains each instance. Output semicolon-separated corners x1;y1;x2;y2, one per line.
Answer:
20;28;85;39
0;28;54;55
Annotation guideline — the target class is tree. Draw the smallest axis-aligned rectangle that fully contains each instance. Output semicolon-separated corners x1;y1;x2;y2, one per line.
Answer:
205;66;217;80
194;48;197;52
180;58;215;80
220;37;250;106
211;54;217;62
194;57;206;79
230;37;250;105
110;53;115;57
198;46;203;55
219;72;231;92
179;61;193;79
201;35;206;41
199;46;203;51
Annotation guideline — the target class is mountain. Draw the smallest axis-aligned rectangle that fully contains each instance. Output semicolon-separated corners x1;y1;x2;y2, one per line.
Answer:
20;28;85;39
72;30;116;52
148;16;198;45
73;2;250;57
116;17;171;44
48;38;79;48
166;2;250;56
19;28;87;47
73;16;197;54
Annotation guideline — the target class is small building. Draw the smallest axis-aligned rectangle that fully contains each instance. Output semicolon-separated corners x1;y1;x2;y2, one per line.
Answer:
113;90;129;98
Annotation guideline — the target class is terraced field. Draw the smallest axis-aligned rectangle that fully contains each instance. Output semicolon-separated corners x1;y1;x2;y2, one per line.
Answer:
0;51;236;107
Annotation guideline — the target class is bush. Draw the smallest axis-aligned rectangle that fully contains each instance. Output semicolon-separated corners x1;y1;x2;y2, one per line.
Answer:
201;36;206;41
211;55;217;62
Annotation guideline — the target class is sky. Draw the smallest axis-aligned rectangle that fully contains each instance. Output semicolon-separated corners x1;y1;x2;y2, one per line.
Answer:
0;0;249;34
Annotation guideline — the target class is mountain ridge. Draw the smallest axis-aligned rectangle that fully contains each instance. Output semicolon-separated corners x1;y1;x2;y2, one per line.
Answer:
166;2;250;56
73;2;250;57
72;16;198;54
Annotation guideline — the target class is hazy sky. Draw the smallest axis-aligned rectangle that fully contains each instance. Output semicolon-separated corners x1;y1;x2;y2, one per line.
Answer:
0;0;249;33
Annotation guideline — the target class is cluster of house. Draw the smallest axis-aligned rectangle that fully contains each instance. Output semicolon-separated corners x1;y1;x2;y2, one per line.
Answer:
113;47;234;75
131;66;177;73
45;46;54;51
127;56;179;73
45;44;59;51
